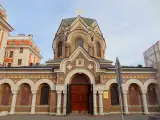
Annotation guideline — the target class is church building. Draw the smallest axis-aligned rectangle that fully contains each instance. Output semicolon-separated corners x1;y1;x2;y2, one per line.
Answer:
0;15;159;115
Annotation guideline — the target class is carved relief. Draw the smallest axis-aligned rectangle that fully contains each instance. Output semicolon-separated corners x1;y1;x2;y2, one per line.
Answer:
76;59;84;67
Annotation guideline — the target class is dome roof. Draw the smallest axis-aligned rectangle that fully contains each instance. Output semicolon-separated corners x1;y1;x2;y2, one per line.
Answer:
62;16;96;26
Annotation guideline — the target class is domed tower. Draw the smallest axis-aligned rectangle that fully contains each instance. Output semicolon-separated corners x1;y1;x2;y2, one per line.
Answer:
52;15;106;60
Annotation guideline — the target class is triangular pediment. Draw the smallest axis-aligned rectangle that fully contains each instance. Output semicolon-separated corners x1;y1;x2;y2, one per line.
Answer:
70;20;88;32
56;46;102;73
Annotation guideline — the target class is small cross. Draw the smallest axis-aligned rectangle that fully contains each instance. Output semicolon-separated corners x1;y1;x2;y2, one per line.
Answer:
67;64;72;70
76;9;82;16
88;64;93;69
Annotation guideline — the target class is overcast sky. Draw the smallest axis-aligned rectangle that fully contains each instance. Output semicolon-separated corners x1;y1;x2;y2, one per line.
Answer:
1;0;160;66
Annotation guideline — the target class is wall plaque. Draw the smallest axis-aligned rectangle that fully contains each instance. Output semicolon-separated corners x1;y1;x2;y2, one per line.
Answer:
103;91;108;99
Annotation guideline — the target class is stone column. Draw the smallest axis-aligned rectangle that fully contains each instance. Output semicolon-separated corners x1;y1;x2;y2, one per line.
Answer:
93;91;98;115
10;90;18;114
56;91;62;115
62;91;67;115
88;42;94;56
142;91;149;114
122;91;129;114
98;91;104;115
30;91;37;114
65;42;70;57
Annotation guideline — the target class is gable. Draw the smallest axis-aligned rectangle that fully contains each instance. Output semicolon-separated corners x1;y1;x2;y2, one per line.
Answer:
55;46;101;73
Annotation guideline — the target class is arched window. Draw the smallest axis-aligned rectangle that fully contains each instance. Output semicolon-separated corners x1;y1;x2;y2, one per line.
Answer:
20;84;31;105
1;84;11;105
96;41;101;57
58;41;62;57
76;38;83;47
129;84;140;105
148;84;157;105
110;84;119;105
40;84;50;105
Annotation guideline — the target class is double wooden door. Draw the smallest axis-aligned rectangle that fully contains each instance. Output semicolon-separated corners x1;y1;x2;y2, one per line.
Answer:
71;85;88;112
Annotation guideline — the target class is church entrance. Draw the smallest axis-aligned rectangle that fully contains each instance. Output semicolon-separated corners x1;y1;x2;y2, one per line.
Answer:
71;85;88;112
67;73;93;115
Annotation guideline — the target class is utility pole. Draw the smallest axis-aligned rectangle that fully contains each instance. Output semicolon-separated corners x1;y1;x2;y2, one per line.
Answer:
115;57;124;120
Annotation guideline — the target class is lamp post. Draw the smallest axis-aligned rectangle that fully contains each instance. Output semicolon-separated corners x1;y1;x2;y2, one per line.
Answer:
115;57;124;120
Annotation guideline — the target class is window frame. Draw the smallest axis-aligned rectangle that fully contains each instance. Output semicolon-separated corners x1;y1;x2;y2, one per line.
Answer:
9;51;13;58
57;41;62;57
18;59;22;65
8;63;11;67
76;37;83;48
110;84;119;106
96;41;101;57
20;48;23;53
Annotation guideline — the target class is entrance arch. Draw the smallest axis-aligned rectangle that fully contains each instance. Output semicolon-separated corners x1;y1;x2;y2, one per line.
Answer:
66;70;94;115
65;68;95;85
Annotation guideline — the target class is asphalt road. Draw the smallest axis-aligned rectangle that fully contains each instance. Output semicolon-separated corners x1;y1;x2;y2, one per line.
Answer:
0;115;149;120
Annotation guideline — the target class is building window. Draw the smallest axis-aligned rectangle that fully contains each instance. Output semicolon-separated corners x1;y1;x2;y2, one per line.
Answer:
21;41;24;45
36;63;39;66
4;51;7;58
148;84;157;105
96;41;101;57
18;59;22;65
9;51;13;58
76;38;83;47
110;84;119;105
129;84;141;105
58;41;62;57
11;41;15;45
40;84;50;105
20;48;23;53
1;84;11;106
20;84;31;105
8;63;11;67
30;63;33;66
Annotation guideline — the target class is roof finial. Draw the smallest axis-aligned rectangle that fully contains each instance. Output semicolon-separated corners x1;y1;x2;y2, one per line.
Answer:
76;9;82;16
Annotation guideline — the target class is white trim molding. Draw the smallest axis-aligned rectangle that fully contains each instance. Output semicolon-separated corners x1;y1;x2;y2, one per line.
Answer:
64;68;95;85
35;79;55;90
0;79;16;91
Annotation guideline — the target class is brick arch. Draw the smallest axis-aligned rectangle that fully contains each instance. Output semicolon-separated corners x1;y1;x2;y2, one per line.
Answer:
35;79;55;91
123;79;144;91
65;68;95;85
0;79;16;91
0;83;12;106
15;79;35;91
144;79;157;90
104;79;117;90
67;30;91;52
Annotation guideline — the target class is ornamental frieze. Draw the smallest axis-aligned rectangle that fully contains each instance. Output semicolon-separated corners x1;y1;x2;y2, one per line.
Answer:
103;75;155;79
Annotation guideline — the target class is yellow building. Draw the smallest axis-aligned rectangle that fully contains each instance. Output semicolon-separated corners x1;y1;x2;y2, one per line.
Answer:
4;34;42;67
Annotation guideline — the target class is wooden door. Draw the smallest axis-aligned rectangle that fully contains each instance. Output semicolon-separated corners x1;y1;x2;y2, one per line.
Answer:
71;85;88;112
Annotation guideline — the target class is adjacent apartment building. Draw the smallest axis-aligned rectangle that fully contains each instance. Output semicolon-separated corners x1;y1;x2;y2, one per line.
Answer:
3;34;42;67
0;5;13;66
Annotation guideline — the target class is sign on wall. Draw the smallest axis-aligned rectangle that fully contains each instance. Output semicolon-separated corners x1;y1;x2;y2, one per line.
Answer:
103;91;108;99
